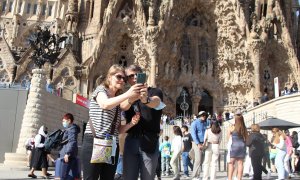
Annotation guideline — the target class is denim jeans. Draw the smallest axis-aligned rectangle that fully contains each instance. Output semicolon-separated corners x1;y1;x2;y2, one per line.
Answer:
275;149;288;179
123;135;159;180
161;156;171;174
182;152;193;176
116;155;123;175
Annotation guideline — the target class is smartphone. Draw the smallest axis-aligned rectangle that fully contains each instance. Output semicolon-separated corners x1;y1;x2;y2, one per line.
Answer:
136;73;146;84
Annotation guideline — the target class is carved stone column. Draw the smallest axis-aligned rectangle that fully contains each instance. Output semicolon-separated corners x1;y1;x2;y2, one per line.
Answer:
267;0;274;17
14;0;20;14
56;0;62;18
37;0;43;18
191;95;201;115
145;27;159;87
16;69;47;153
249;40;265;99
21;0;26;15
255;0;260;16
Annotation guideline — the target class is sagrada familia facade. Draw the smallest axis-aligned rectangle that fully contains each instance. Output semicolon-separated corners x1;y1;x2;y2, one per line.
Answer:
0;0;299;116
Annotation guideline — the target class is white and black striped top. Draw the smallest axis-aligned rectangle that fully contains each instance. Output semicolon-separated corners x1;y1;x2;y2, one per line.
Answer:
85;85;121;142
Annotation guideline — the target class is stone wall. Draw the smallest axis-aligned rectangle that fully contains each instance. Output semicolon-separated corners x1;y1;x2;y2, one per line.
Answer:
16;92;89;154
15;69;89;154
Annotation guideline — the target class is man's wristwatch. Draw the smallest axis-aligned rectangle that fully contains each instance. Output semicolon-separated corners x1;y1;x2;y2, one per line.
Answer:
142;97;151;104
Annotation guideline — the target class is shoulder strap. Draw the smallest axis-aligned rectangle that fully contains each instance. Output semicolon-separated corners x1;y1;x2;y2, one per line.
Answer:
110;106;119;135
89;106;119;138
88;119;97;137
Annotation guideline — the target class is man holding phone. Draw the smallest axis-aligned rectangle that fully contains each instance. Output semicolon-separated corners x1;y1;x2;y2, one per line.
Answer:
121;64;164;180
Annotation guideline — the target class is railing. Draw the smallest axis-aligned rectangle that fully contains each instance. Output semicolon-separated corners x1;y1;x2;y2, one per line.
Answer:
0;83;28;90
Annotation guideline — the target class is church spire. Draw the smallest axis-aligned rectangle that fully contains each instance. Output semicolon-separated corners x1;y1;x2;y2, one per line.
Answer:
65;0;79;33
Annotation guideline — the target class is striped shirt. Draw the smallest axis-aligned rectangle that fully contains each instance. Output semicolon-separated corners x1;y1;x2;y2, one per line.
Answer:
85;85;121;142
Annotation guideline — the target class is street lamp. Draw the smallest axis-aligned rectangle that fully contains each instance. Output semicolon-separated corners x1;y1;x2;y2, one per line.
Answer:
27;26;67;68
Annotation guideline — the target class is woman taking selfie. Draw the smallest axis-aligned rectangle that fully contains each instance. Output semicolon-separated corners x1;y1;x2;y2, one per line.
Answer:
81;64;145;180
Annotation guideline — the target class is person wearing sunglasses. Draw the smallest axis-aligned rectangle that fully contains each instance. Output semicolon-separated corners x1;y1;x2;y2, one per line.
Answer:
121;64;164;180
81;64;144;180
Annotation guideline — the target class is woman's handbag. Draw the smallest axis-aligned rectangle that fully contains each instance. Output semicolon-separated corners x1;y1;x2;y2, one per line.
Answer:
89;107;119;164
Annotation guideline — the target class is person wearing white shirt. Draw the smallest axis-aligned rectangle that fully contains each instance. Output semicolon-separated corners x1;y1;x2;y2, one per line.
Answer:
202;121;222;180
272;128;288;180
170;126;183;180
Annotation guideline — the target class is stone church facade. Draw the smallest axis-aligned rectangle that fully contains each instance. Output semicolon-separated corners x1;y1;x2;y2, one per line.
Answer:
0;0;299;116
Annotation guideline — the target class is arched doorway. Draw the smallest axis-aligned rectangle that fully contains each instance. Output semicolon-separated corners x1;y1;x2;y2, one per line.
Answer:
198;90;213;115
176;87;192;118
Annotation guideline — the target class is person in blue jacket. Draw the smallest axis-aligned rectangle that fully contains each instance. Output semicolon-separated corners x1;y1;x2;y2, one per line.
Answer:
56;113;81;179
190;111;208;179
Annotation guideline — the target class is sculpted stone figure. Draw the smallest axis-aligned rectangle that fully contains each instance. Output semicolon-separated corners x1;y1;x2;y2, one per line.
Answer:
207;59;213;76
200;64;207;75
118;3;133;19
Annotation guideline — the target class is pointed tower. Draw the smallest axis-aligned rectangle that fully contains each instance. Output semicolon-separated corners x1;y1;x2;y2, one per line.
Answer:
63;0;80;55
65;0;79;34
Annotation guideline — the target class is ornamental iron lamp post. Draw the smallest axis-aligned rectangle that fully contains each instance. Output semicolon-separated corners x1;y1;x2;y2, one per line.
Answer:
28;26;67;68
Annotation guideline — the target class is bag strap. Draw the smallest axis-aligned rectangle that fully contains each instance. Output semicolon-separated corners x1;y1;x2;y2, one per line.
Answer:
110;106;119;135
89;106;119;138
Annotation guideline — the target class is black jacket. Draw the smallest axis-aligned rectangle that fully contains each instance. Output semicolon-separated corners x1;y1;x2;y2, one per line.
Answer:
246;132;265;157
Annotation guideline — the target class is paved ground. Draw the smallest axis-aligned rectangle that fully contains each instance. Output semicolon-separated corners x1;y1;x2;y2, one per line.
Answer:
0;164;299;180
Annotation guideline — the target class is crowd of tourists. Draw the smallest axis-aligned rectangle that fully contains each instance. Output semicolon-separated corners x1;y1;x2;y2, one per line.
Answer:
23;63;300;180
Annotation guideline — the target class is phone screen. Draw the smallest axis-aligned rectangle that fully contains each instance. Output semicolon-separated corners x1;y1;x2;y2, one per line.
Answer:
136;73;146;84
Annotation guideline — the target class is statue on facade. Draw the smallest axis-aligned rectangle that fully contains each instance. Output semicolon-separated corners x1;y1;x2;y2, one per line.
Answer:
250;13;260;39
207;59;214;76
118;3;134;19
200;64;207;75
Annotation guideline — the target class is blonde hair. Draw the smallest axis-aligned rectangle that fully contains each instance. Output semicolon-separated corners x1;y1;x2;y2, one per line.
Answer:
272;127;286;144
251;124;260;132
103;64;125;95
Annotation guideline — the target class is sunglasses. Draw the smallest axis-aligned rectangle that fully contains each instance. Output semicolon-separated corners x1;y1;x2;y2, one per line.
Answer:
127;73;137;79
114;74;126;82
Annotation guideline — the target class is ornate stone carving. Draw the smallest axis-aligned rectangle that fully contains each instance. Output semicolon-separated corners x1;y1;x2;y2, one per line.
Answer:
0;0;299;117
118;3;134;19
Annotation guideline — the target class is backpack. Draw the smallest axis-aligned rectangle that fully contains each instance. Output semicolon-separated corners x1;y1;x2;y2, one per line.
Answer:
44;129;65;152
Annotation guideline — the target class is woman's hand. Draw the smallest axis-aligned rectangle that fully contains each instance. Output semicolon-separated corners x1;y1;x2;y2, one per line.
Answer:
131;113;140;125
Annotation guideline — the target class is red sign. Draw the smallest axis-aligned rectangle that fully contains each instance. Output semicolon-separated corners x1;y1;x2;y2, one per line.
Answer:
75;94;90;108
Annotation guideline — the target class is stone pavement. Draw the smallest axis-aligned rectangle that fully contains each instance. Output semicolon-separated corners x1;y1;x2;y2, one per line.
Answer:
0;164;299;180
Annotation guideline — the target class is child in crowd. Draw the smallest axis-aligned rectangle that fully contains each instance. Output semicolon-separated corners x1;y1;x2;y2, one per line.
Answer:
159;136;171;176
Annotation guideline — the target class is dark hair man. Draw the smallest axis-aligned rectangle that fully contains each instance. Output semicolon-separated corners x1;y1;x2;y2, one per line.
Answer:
120;64;164;180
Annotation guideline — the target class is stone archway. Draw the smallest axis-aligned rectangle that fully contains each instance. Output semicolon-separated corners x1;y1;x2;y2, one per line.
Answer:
198;90;213;115
176;87;192;117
